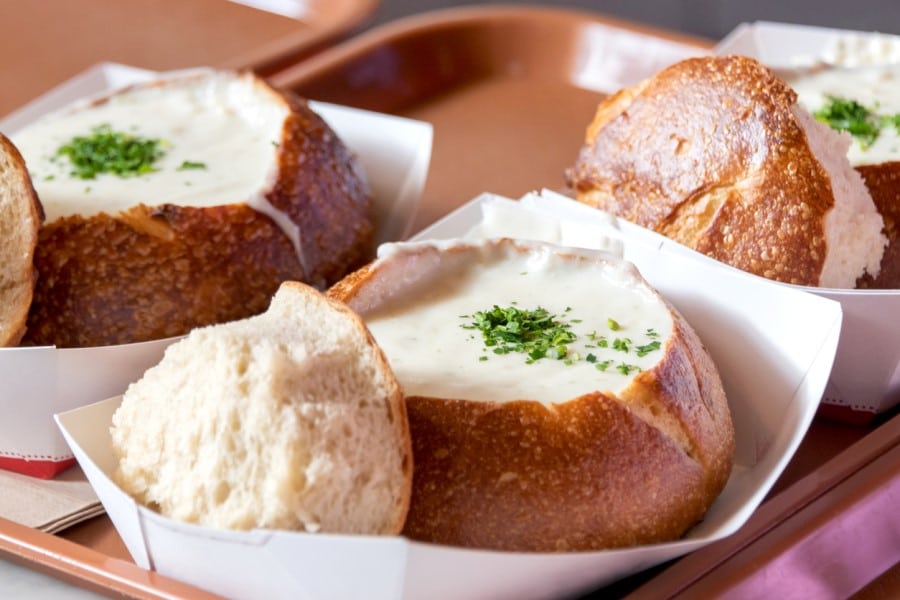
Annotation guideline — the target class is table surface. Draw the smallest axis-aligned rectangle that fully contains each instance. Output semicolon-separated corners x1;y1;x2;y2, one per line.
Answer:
0;0;377;119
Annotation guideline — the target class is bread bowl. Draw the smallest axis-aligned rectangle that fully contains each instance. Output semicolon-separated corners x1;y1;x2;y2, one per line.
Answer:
566;55;887;289
328;238;735;551
0;132;43;346
784;63;900;289
111;280;412;535
11;69;372;347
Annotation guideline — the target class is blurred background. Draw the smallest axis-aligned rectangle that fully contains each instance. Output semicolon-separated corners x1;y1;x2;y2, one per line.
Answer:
371;0;900;39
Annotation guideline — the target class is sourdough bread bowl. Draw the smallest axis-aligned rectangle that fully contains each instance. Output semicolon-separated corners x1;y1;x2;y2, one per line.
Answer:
566;55;887;289
111;280;412;535
0;133;43;346
10;69;372;348
784;63;900;289
328;238;735;552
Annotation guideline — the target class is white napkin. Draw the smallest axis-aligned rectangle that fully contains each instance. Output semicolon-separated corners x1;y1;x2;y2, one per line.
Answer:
0;466;103;533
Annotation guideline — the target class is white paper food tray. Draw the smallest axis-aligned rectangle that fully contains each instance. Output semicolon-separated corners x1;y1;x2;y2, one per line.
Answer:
716;21;900;68
57;189;841;599
0;63;433;478
716;23;900;421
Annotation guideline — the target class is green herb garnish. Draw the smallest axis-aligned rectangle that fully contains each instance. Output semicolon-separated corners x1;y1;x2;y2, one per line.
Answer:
461;306;664;372
616;363;640;375
461;305;576;363
813;95;900;149
56;124;164;179
177;160;207;171
635;340;662;357
612;337;631;352
814;96;881;148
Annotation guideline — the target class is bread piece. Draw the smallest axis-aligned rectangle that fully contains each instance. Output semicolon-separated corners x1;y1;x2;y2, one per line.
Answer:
0;133;43;346
566;55;886;288
13;70;372;347
782;63;900;289
110;281;412;535
329;239;734;552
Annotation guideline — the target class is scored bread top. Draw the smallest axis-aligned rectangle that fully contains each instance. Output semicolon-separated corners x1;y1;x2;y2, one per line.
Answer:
0;133;43;346
567;55;886;288
111;281;412;535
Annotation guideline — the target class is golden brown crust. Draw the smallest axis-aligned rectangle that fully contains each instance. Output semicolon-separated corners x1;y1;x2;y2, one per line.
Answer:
856;162;900;289
402;396;707;551
566;55;835;286
26;204;302;347
0;133;43;346
270;94;374;289
329;241;734;552
22;73;372;348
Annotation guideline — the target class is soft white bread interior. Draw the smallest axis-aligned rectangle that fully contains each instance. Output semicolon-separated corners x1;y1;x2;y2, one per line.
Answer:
111;281;411;535
0;133;43;346
329;238;735;552
567;55;886;288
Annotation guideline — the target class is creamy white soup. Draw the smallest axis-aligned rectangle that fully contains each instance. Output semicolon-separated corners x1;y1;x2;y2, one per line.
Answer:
789;65;900;166
356;241;673;404
11;72;287;223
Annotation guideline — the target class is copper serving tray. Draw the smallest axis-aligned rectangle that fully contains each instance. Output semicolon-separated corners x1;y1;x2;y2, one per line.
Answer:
1;5;898;598
271;5;711;234
0;0;377;118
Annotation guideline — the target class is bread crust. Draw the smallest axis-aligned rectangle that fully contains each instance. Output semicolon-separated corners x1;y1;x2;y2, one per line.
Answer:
856;162;900;289
21;73;372;347
567;55;837;286
329;240;734;551
0;133;43;346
